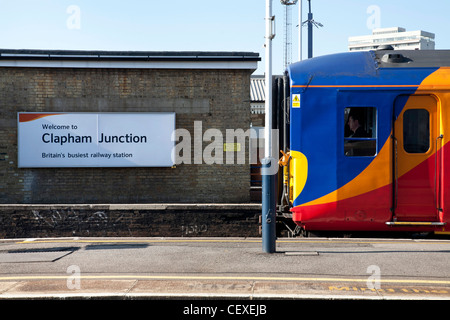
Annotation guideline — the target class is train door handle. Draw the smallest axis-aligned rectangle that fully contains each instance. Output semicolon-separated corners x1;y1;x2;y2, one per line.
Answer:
393;135;398;213
435;134;444;212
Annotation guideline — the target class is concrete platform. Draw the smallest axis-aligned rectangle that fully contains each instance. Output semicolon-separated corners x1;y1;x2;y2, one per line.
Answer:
0;237;449;301
1;236;448;317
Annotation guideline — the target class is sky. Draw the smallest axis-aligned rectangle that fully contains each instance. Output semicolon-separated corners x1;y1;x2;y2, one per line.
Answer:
1;0;450;75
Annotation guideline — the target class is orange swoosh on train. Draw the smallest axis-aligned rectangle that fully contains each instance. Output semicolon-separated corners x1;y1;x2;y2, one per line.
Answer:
298;67;450;207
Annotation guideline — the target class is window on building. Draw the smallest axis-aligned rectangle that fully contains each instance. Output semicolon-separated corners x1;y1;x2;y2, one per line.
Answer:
344;107;377;157
403;109;430;153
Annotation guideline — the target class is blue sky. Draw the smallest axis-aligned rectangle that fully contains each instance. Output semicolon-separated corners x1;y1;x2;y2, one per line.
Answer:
1;0;449;75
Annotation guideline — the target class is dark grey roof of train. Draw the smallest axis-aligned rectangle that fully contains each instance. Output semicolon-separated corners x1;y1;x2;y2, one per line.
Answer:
375;49;450;68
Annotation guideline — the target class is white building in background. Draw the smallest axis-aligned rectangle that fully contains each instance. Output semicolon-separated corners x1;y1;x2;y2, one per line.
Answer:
348;27;435;51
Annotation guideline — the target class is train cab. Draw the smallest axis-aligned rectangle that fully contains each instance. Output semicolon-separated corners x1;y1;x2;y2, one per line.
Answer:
278;49;450;235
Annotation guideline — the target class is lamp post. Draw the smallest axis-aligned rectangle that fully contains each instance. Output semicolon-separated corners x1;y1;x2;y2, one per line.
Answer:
262;0;276;253
303;0;323;59
298;0;302;61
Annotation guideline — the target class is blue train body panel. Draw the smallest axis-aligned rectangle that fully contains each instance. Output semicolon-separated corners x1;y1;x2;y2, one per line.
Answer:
286;51;438;207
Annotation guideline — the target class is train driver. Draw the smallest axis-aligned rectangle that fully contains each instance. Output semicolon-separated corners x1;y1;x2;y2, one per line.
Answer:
347;109;370;138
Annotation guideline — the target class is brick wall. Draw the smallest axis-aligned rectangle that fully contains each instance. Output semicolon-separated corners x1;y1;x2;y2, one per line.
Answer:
0;67;253;204
0;204;261;238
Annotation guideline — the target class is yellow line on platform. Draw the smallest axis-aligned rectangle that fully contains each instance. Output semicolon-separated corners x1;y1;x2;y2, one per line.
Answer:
15;238;449;245
16;239;262;244
1;274;450;286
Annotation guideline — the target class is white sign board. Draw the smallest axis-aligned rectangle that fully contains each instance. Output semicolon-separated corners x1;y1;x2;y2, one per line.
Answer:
18;113;175;168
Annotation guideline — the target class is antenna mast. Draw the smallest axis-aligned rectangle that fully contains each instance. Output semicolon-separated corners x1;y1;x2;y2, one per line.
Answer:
280;0;298;69
302;0;323;59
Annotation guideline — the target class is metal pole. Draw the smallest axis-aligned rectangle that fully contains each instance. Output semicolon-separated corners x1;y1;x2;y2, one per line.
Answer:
265;0;273;158
308;0;313;59
307;13;312;58
263;0;276;253
298;0;302;61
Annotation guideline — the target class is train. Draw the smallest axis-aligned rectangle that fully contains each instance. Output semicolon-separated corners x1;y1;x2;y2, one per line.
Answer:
274;48;450;237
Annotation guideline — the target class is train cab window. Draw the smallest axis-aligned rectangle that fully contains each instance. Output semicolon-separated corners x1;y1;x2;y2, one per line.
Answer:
344;107;377;157
403;109;430;153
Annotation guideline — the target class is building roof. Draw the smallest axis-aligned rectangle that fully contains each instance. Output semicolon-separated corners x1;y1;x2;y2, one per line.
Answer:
0;49;260;70
250;76;265;102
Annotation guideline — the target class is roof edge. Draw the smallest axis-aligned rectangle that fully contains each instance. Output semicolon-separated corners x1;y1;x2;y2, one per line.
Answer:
0;49;260;61
0;49;260;70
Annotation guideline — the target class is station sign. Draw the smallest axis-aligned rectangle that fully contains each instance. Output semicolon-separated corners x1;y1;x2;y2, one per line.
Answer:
18;112;175;168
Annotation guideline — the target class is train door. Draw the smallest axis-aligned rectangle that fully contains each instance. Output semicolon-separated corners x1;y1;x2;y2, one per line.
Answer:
393;95;442;222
